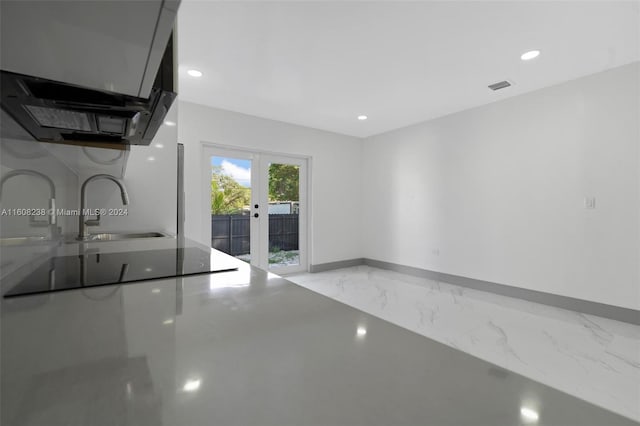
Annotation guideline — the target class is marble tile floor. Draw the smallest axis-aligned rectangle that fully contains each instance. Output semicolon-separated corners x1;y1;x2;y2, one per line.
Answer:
288;266;640;422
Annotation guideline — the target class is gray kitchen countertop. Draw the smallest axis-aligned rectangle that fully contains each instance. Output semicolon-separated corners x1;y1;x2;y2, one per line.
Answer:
1;244;637;426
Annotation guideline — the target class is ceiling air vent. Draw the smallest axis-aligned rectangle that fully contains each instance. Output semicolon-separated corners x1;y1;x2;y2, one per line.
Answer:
488;80;512;91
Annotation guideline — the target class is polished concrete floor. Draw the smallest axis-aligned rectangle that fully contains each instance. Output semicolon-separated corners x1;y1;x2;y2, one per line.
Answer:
289;265;640;422
2;260;638;425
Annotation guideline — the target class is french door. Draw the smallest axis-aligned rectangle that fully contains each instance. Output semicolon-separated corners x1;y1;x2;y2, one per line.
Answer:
202;145;308;274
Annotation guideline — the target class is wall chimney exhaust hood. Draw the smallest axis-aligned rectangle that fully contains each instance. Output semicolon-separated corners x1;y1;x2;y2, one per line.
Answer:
0;0;179;148
1;34;176;148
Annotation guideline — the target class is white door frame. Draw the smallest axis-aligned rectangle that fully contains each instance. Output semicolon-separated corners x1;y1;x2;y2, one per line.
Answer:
257;153;308;274
201;142;310;273
201;145;260;267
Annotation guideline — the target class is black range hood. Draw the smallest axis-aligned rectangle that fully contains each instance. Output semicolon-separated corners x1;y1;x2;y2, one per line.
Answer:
0;35;176;148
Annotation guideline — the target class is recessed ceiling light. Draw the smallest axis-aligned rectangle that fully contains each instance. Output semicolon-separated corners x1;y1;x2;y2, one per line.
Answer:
147;156;155;162
164;120;176;126
154;143;164;149
187;69;203;77
520;407;539;423
356;326;367;337
183;379;201;392
520;50;540;61
357;115;368;121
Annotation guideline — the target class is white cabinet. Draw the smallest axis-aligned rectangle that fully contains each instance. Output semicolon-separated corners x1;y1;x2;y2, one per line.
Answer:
0;0;179;98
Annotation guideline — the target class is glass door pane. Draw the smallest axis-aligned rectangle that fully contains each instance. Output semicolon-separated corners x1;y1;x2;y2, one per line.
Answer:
209;155;253;263
205;148;306;273
267;162;300;269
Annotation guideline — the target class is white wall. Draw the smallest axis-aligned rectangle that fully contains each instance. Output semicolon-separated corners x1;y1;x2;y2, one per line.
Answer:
0;102;178;240
0;138;78;238
362;63;640;310
178;101;362;266
82;103;178;235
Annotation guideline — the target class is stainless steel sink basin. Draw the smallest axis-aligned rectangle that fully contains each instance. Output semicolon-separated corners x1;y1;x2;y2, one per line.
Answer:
0;236;52;246
82;232;170;242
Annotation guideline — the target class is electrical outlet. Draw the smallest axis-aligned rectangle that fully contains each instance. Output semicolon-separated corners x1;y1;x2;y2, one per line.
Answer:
584;197;596;209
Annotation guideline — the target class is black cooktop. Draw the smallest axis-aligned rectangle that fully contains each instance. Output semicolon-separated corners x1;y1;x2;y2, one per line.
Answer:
4;247;238;298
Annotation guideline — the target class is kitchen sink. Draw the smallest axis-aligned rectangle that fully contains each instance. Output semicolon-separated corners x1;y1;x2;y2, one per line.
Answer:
69;232;171;243
83;232;170;242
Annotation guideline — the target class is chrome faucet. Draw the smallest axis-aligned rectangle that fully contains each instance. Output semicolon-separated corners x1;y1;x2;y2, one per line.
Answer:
78;174;129;241
0;169;58;238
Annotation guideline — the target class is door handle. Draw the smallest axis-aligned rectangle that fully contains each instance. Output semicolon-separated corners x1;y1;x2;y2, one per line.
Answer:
254;213;259;218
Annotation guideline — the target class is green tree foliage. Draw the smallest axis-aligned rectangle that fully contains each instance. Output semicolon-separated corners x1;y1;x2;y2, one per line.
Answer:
211;166;250;214
268;164;299;201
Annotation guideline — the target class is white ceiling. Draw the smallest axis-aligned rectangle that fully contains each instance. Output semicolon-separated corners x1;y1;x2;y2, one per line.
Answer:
177;1;640;138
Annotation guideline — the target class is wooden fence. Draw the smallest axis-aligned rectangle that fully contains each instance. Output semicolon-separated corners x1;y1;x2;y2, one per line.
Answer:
211;214;299;256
